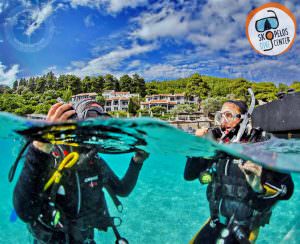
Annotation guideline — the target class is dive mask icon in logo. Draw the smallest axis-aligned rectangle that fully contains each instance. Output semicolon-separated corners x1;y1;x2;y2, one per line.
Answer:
246;3;297;56
255;10;279;51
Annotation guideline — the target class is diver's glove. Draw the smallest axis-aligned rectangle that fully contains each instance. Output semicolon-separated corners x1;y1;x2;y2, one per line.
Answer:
132;149;149;164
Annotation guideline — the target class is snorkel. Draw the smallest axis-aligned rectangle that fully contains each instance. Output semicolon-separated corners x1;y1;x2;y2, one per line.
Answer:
231;88;255;143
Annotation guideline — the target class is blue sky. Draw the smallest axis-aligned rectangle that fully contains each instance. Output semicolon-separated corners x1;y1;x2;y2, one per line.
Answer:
0;0;299;86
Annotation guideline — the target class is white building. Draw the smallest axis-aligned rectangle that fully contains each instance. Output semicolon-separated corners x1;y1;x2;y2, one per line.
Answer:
71;93;97;102
141;94;199;112
103;90;139;112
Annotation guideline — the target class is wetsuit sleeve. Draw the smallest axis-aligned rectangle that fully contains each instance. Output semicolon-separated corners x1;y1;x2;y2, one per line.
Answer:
99;157;143;197
13;144;52;223
259;169;294;202
184;157;212;181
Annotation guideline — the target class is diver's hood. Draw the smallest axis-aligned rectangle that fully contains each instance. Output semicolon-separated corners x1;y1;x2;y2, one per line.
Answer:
72;98;110;120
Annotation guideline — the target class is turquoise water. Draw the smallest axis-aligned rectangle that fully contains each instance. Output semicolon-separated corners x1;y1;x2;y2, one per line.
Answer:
1;114;300;243
2;143;300;243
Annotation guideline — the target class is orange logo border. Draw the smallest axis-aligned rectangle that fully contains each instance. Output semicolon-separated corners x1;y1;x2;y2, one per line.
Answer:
246;2;297;56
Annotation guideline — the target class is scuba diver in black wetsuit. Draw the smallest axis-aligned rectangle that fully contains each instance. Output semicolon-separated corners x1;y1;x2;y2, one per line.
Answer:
13;98;149;244
184;98;294;244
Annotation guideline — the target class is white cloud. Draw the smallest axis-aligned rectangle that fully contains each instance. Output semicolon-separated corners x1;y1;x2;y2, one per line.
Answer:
141;64;197;80
107;0;147;13
130;0;281;53
18;0;32;8
127;60;141;69
69;0;98;8
0;63;20;86
69;43;157;77
25;2;54;36
43;65;57;74
84;14;95;27
69;0;147;13
71;61;86;68
0;0;9;13
127;0;300;83
131;2;192;40
0;2;4;14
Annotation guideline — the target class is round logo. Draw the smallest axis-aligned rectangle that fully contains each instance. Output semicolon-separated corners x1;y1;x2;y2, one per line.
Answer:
246;2;297;56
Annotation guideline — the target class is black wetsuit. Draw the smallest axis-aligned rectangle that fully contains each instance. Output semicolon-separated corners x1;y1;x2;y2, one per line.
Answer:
13;145;143;243
184;130;294;244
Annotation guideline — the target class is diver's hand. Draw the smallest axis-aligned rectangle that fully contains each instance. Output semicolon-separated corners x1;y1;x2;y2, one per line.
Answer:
239;161;264;193
46;102;75;122
133;149;149;164
195;128;209;137
33;103;76;153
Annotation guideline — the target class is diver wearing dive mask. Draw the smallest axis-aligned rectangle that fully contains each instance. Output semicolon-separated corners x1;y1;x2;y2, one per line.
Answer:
13;99;149;244
184;94;294;244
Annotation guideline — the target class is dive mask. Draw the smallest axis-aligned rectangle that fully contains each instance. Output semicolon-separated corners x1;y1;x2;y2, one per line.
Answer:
70;98;110;120
215;111;245;125
255;10;279;32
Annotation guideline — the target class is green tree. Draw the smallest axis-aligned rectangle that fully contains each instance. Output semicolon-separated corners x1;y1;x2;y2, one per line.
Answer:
201;97;226;116
45;71;57;90
186;73;209;100
104;74;119;91
13;80;18;90
19;78;27;87
62;87;73;102
35;77;47;93
34;103;51;114
82;76;92;93
278;83;289;92
14;105;35;115
96;94;105;106
56;75;66;90
171;104;198;114
91;76;104;93
132;73;146;96
120;74;132;92
150;106;167;114
28;77;36;91
128;97;140;115
252;82;277;102
290;81;300;92
66;75;82;94
16;85;26;95
229;79;250;100
0;85;10;94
